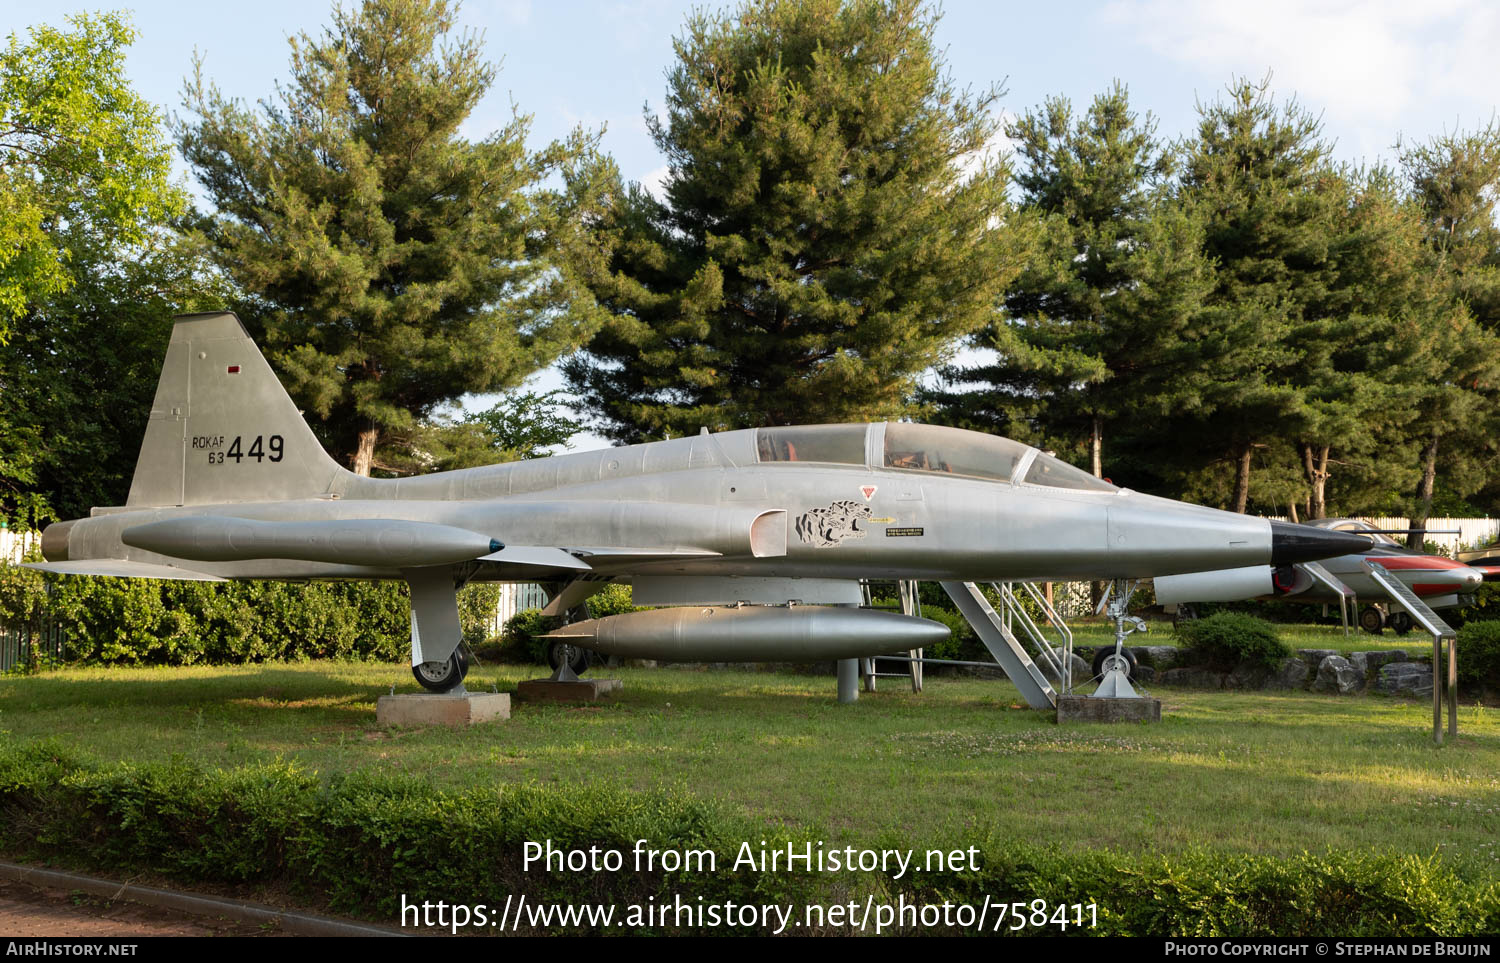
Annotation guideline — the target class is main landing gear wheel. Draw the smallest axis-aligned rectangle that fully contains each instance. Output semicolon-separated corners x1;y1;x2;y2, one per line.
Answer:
547;640;593;676
1092;644;1138;681
1387;610;1414;635
1358;605;1386;635
412;647;470;693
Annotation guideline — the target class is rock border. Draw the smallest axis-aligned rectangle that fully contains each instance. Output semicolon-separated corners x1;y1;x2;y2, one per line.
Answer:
1083;645;1434;697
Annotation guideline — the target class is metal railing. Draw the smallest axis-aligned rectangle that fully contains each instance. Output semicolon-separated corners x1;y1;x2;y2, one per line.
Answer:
992;582;1075;693
0;622;66;673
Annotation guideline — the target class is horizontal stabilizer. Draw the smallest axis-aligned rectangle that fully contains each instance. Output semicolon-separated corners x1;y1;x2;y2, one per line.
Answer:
477;546;592;571
23;560;227;582
567;546;721;558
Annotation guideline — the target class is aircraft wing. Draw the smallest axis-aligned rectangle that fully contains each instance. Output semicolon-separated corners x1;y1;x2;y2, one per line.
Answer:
22;560;228;582
1469;564;1500;582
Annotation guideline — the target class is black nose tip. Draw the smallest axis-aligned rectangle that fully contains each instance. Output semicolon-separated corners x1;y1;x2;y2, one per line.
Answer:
1269;521;1371;564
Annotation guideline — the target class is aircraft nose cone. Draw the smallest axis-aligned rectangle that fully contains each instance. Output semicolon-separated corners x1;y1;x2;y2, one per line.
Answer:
1269;521;1371;564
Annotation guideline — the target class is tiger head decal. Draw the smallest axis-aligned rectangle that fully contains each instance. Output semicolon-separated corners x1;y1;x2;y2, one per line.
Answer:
795;500;873;548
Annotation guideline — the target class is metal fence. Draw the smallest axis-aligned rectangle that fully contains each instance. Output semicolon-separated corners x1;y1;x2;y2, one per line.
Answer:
486;582;551;637
0;622;65;673
1;527;64;671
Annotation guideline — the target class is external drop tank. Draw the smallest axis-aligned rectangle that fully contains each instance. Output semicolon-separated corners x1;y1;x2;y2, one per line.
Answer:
543;605;951;662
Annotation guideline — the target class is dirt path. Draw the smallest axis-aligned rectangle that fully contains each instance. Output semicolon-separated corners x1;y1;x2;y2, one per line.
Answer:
0;879;286;937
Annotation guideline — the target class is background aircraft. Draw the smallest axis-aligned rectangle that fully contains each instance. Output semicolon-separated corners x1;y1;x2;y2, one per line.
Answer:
27;313;1369;690
1155;517;1480;634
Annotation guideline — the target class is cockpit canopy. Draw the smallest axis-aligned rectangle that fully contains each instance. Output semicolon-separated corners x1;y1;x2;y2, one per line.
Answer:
1315;518;1403;548
754;423;1117;492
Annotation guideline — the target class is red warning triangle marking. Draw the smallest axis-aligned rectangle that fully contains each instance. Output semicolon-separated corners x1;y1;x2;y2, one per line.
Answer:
860;485;877;501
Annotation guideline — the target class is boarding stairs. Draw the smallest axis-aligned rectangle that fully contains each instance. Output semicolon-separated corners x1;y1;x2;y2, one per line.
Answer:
939;582;1060;710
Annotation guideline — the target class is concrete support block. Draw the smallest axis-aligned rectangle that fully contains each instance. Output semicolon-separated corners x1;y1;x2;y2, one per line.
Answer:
376;691;510;727
516;678;623;704
1057;694;1162;724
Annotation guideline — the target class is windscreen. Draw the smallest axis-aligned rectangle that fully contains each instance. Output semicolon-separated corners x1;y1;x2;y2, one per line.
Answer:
1329;520;1400;547
882;423;1030;482
756;425;868;465
1021;452;1118;492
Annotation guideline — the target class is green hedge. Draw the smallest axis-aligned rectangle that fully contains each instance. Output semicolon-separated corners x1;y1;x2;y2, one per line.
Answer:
499;583;644;664
1173;612;1290;670
0;741;1492;935
0;562;506;667
0;741;814;930
908;842;1497;936
1455;620;1500;690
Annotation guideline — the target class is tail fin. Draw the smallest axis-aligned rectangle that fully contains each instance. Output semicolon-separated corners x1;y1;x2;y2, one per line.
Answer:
126;312;351;506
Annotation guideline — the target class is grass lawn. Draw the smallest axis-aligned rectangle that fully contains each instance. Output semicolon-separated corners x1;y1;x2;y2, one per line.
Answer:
2;636;1497;880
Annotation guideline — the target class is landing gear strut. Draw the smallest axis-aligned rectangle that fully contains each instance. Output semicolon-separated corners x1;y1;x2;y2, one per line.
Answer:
1095;579;1146;699
547;641;593;676
404;566;472;694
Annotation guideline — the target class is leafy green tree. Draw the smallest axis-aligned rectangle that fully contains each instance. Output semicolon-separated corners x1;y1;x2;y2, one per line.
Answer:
0;12;216;526
0;12;179;343
1275;165;1440;520
176;0;607;475
563;0;1024;442
1;232;231;526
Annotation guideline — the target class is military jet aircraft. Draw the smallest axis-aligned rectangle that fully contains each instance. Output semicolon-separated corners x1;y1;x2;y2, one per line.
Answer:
27;312;1370;691
1154;517;1481;634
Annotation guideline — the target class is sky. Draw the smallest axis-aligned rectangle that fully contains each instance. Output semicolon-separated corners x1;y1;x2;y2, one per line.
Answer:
5;0;1499;451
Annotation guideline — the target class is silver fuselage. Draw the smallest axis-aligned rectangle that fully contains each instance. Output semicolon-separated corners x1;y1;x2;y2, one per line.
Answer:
49;423;1281;585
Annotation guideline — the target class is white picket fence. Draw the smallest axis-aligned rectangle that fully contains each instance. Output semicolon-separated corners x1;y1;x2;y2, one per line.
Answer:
1264;516;1500;559
0;527;39;564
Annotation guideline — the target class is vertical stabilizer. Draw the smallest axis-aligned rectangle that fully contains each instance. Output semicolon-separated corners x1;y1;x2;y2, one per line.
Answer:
126;312;351;506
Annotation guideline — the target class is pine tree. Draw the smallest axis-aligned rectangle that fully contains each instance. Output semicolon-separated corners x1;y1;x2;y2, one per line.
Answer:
1174;77;1342;513
562;0;1023;442
933;84;1213;485
176;0;606;474
1397;124;1500;541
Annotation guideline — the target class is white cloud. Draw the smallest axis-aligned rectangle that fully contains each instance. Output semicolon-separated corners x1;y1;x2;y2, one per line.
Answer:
491;0;533;27
957;111;1016;184
1100;0;1500;159
639;164;670;200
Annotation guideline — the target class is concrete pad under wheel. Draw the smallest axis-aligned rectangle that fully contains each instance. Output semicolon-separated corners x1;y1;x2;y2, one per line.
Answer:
1057;694;1161;724
376;691;511;726
516;679;623;703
